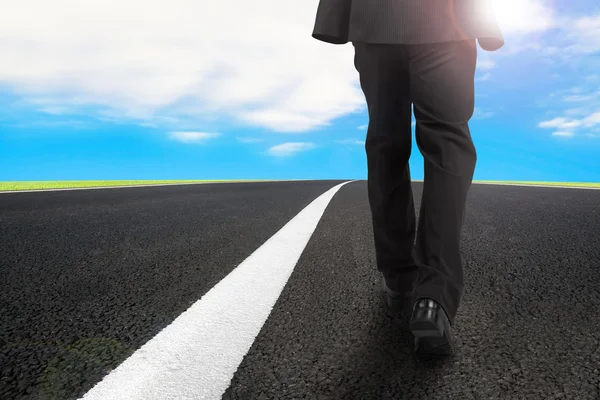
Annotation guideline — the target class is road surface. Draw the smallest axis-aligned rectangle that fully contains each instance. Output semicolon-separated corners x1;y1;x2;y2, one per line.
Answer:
1;180;599;399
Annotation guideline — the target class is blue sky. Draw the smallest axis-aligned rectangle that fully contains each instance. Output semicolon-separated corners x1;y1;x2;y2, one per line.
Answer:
1;0;599;182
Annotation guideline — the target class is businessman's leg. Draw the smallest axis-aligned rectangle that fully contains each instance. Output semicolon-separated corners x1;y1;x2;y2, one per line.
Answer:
352;42;419;293
408;39;478;325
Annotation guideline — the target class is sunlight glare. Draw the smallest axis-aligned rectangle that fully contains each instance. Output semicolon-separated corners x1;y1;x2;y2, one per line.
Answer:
489;0;554;34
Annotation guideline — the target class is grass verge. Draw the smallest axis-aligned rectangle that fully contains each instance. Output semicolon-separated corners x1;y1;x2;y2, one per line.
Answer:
0;180;269;191
472;180;600;188
0;179;598;192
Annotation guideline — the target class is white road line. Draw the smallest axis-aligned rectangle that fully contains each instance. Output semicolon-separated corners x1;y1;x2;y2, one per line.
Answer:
78;180;356;400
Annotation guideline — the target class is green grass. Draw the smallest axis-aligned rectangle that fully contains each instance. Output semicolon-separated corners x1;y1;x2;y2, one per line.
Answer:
410;180;599;188
472;180;600;188
0;179;598;192
0;180;270;191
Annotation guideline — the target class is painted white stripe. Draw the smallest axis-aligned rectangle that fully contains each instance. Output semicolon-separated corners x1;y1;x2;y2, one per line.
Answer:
78;180;355;400
0;179;315;194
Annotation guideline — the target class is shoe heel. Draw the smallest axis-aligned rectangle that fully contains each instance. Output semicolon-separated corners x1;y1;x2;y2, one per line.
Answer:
410;304;444;337
410;299;454;356
410;320;443;337
412;315;454;355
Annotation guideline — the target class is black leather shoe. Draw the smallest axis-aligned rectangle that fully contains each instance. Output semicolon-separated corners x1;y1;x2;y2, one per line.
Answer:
410;298;454;356
381;278;413;316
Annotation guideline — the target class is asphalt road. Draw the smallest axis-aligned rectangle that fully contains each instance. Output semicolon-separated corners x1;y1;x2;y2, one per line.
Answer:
1;180;599;400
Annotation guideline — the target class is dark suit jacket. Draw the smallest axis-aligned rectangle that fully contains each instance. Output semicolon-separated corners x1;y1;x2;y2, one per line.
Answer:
312;0;504;51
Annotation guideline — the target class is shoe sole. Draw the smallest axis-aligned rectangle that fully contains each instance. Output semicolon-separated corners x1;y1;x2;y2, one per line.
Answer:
410;310;454;356
415;338;453;356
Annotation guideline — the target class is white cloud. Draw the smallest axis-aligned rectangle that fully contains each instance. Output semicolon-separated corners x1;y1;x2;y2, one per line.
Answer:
357;124;368;130
539;111;600;130
528;14;600;60
538;118;582;129
1;0;592;136
476;59;496;71
538;109;600;138
552;131;575;138
566;87;587;94
169;131;220;143
0;0;363;133
562;15;600;54
474;56;495;81
537;78;600;138
487;4;598;60
544;88;600;118
266;142;315;157
563;94;597;102
584;112;600;127
38;106;70;115
474;108;494;119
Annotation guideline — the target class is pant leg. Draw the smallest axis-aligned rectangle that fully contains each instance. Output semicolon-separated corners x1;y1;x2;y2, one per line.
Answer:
407;39;478;324
352;42;419;293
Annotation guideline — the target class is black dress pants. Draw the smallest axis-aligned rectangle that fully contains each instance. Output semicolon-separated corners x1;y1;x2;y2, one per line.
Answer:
352;39;478;325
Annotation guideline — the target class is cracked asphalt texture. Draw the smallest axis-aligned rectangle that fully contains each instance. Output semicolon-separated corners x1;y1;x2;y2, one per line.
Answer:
1;180;599;400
